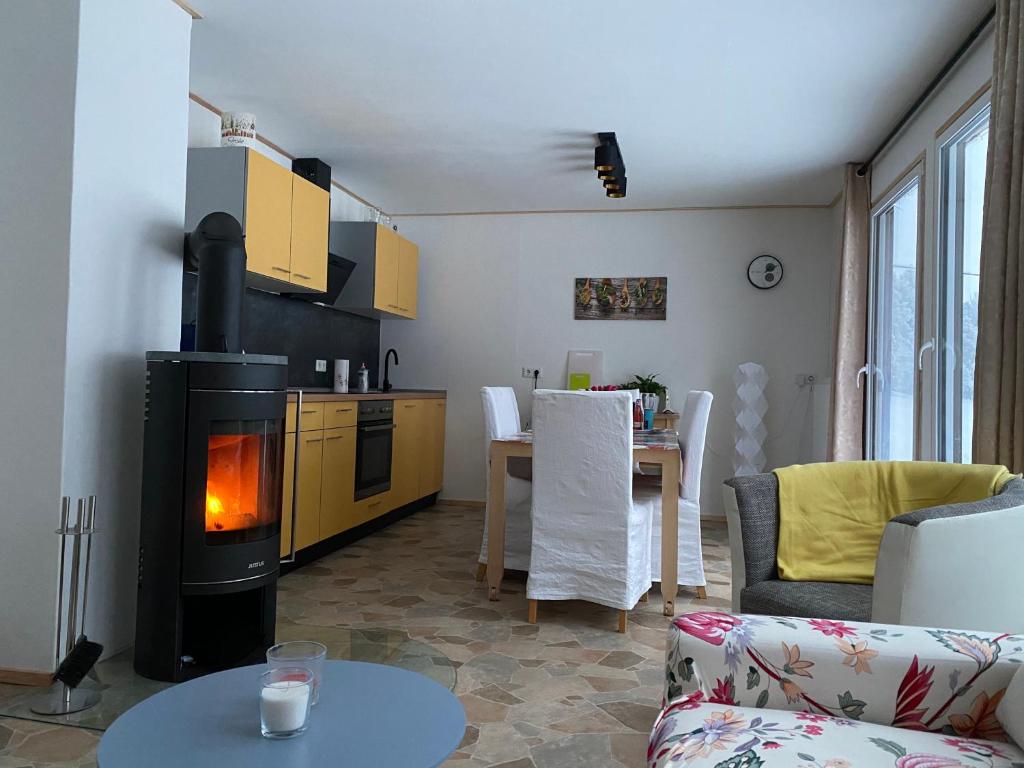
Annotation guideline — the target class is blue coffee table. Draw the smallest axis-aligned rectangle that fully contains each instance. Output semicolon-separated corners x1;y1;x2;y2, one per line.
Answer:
97;661;466;767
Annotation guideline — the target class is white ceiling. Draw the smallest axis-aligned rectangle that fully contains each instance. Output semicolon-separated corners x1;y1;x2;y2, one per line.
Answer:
188;1;991;214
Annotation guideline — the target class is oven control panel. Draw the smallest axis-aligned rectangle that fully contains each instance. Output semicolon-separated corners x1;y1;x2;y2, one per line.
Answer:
358;400;394;422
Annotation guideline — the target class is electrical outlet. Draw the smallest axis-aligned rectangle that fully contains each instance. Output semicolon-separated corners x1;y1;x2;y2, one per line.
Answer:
795;373;817;387
522;367;543;379
315;359;327;373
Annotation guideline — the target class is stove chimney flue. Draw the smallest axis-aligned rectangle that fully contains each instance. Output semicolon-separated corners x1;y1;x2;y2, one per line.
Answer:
187;212;246;354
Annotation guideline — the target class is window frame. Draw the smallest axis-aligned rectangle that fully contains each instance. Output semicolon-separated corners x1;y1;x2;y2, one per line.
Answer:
866;163;926;461
935;98;991;463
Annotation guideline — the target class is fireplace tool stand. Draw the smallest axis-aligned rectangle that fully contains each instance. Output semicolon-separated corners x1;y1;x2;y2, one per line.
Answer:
31;496;101;715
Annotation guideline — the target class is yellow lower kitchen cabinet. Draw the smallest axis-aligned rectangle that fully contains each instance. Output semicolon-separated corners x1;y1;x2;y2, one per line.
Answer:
319;426;356;539
418;399;446;497
281;395;446;561
353;491;391;528
294;430;324;551
392;400;423;508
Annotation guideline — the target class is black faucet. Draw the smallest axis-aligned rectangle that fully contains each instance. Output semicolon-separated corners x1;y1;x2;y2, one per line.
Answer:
382;348;399;393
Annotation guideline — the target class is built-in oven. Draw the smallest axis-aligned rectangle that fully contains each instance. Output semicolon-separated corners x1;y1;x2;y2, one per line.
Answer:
355;400;394;500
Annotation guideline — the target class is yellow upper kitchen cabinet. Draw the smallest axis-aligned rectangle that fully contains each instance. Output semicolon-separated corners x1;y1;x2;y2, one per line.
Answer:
373;226;401;313
289;174;329;292
185;147;329;293
329;222;419;319
395;238;419;319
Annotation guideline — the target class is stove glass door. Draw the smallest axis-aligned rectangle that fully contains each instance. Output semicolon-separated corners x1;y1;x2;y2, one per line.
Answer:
205;419;281;545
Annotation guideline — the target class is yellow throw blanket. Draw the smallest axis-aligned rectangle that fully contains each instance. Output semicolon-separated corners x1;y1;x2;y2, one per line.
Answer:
775;461;1014;584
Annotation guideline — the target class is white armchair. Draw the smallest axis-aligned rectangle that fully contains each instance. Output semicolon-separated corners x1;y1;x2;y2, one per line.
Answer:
477;387;532;574
527;390;653;632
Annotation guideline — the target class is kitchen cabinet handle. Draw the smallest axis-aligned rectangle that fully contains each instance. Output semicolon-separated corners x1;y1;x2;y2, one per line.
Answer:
357;424;396;433
335;407;353;413
324;435;345;441
294;273;312;280
305;437;323;443
403;404;417;408
301;409;318;414
272;266;290;273
282;393;302;565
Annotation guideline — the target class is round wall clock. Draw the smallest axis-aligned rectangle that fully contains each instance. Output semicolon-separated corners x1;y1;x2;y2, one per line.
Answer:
747;254;783;289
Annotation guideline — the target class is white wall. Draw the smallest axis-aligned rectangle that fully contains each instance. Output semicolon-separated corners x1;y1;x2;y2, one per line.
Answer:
187;101;371;222
381;208;836;516
56;0;192;662
0;1;80;673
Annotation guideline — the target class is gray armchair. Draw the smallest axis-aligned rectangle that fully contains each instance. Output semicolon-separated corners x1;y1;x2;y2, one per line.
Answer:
722;473;1024;630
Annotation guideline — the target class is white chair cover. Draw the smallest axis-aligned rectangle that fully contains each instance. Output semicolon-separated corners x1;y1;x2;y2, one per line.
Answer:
527;390;653;610
479;387;533;571
646;390;712;586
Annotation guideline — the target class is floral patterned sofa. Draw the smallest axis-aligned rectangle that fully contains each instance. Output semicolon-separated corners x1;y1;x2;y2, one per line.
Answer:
649;612;1024;767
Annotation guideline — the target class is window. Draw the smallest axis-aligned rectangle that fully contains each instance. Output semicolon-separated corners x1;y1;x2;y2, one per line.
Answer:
867;172;922;460
937;106;989;463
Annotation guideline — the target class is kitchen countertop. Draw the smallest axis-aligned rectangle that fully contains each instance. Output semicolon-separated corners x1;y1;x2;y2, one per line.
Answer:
287;388;446;402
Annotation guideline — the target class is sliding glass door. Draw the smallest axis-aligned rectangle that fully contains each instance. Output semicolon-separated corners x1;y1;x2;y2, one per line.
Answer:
866;99;990;463
867;173;922;460
937;107;989;463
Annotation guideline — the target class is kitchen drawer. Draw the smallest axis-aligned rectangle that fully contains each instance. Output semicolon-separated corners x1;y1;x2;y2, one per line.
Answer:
354;491;392;527
323;401;358;429
286;401;325;433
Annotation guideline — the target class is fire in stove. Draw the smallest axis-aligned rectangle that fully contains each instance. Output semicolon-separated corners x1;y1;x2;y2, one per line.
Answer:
205;434;264;533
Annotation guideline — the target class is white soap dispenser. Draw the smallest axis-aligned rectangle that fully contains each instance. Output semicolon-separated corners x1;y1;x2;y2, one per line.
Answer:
357;362;369;393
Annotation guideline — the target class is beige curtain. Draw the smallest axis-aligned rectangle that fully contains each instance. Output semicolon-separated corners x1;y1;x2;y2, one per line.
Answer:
974;0;1024;472
827;164;871;462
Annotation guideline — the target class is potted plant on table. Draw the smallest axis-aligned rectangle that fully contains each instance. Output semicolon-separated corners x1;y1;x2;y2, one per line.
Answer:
620;373;668;412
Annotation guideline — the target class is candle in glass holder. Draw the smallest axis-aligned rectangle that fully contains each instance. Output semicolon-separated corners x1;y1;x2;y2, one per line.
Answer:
259;668;312;739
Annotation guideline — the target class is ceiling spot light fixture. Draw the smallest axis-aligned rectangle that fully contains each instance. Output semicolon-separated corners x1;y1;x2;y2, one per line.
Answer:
594;132;625;198
606;177;626;198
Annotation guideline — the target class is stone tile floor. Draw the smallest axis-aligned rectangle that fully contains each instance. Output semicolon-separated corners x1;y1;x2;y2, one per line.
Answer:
0;504;730;768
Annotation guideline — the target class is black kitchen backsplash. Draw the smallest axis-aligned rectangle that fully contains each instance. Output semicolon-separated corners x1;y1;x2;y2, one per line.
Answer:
182;271;381;388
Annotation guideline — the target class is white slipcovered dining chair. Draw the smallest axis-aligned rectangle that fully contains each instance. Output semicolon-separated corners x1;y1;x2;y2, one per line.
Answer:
477;387;533;575
637;390;713;597
527;390;654;633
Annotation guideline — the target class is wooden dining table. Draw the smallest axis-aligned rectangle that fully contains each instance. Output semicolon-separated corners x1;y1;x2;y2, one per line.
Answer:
487;429;686;616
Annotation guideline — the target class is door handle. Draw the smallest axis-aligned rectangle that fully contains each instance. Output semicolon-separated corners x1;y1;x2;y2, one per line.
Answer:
917;339;935;371
335;407;353;413
272;266;290;274
325;435;345;441
305;437;323;443
357;424;396;433
293;273;312;280
301;409;318;415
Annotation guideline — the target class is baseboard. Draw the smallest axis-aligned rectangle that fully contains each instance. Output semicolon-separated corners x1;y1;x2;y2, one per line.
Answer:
436;498;485;509
0;666;53;686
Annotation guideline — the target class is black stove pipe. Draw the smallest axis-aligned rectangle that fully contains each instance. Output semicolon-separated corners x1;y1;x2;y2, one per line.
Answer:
186;212;246;354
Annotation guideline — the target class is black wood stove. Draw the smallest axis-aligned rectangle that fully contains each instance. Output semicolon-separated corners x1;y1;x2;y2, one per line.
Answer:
134;213;288;682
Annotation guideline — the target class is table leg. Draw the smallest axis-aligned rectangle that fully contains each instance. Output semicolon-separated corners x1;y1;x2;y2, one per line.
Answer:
660;451;680;616
486;442;508;601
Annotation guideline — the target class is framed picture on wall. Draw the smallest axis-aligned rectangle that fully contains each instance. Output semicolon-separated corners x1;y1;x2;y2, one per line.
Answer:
574;277;667;320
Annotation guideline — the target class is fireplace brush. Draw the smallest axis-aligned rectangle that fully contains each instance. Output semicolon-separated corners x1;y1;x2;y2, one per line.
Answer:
30;496;103;715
